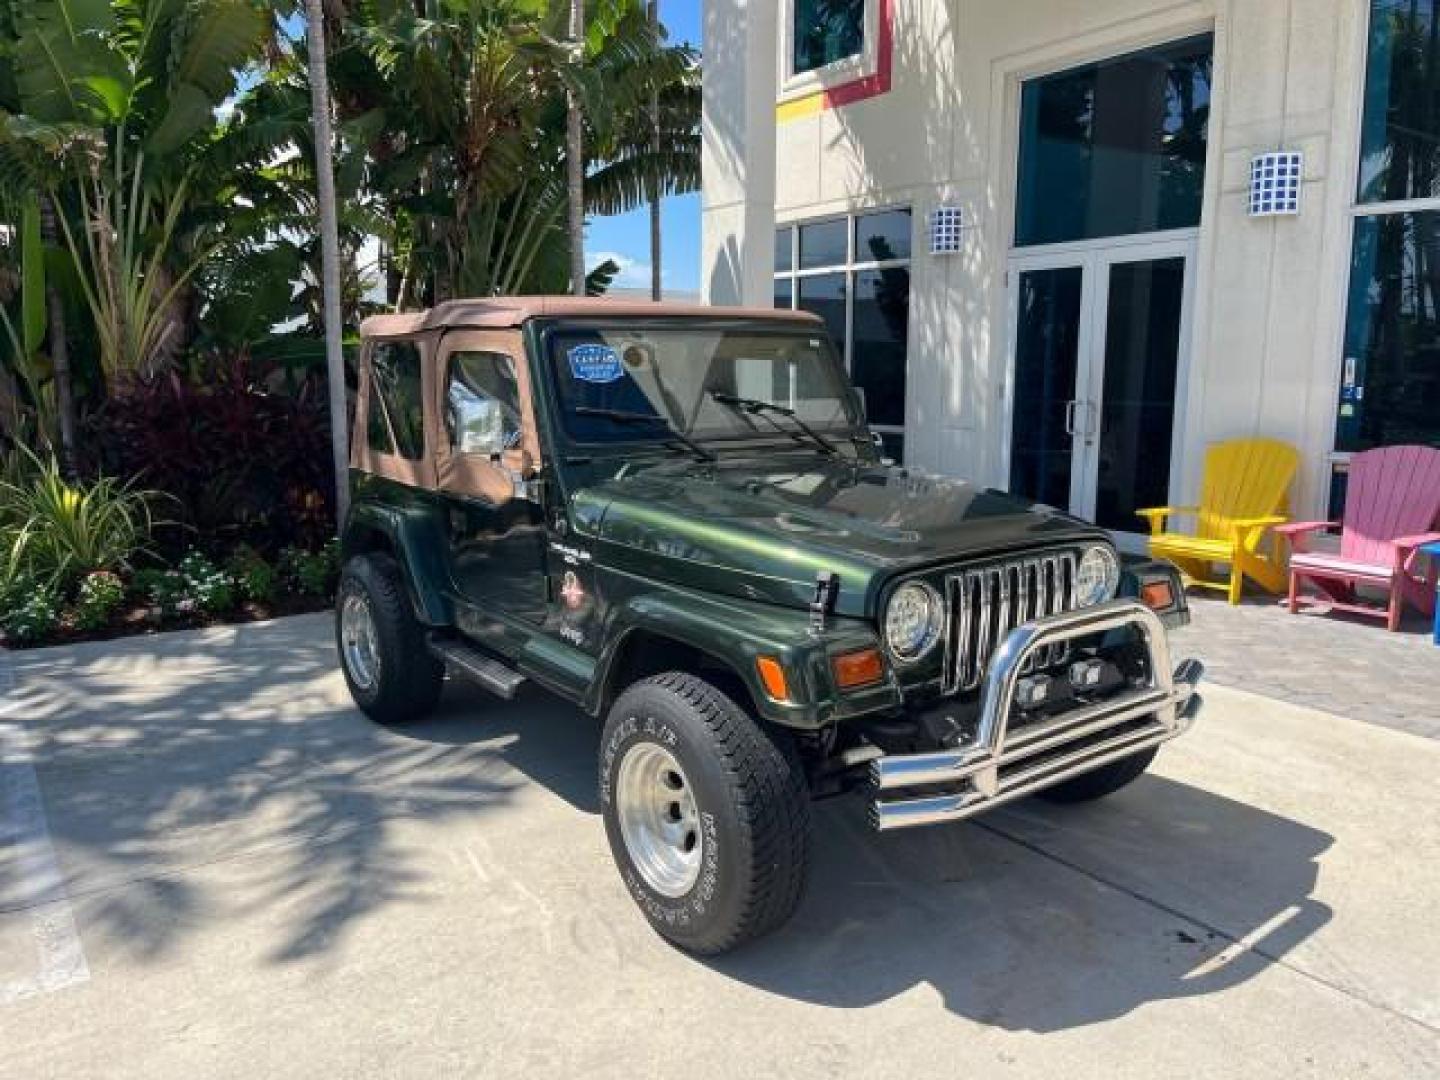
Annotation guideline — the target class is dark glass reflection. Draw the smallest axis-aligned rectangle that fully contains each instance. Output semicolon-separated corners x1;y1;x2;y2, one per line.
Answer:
875;431;905;464
1094;258;1184;531
1016;35;1213;246
775;227;794;274
799;218;848;269
793;0;865;75
1359;1;1440;203
774;276;793;310
852;267;909;427
1339;212;1440;451
797;272;848;358
855;209;913;263
1010;267;1082;507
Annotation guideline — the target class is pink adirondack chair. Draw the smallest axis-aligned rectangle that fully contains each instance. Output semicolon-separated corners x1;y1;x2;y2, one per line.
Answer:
1277;445;1440;631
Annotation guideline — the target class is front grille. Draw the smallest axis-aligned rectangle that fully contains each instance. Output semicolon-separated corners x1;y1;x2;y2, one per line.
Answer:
941;551;1079;694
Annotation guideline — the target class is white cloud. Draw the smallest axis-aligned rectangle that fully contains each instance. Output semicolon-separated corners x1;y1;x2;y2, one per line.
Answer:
590;250;656;289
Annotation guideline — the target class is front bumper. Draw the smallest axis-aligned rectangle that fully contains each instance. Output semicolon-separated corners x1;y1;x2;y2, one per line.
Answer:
869;600;1202;831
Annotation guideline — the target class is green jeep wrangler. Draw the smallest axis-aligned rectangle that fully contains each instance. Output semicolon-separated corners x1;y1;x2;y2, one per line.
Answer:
337;297;1203;954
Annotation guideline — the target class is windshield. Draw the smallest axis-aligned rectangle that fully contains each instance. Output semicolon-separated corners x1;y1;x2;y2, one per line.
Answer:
548;326;864;448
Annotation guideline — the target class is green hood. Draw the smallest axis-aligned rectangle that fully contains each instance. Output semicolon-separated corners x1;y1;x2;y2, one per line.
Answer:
571;455;1106;617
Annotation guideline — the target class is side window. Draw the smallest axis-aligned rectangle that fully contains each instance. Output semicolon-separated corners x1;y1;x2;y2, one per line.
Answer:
445;351;523;457
366;373;395;456
371;340;426;460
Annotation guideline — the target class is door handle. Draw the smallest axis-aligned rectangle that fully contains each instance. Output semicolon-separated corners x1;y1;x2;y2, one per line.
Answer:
1064;400;1079;435
1084;400;1099;440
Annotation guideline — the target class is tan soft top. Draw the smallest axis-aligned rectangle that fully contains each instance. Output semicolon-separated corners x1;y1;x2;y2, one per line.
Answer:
359;296;821;338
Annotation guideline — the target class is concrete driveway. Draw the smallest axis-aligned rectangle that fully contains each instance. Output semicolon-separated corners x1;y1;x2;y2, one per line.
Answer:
2;614;1437;1078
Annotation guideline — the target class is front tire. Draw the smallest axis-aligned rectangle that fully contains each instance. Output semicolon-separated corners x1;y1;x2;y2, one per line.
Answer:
336;553;444;725
599;673;810;955
1037;746;1158;803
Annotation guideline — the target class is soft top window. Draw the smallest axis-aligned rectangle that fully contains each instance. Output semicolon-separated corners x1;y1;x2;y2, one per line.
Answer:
370;339;426;460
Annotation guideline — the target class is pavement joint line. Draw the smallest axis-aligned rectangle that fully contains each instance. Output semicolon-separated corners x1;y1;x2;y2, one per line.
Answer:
0;647;91;1006
975;819;1440;1039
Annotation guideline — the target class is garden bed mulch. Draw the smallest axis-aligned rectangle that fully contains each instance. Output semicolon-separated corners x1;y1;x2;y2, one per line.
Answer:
0;594;334;651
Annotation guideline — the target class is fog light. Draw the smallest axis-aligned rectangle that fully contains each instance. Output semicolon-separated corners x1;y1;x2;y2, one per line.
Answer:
1140;579;1175;611
1069;659;1106;689
1015;675;1051;709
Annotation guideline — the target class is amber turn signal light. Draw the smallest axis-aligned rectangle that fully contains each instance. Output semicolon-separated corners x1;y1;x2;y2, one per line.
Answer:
1140;580;1175;611
755;656;790;702
831;647;885;690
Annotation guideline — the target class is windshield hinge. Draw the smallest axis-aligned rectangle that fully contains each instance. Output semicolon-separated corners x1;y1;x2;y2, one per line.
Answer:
809;571;840;636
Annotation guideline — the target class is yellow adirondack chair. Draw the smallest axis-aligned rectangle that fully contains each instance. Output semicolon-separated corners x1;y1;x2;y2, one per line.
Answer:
1137;438;1299;605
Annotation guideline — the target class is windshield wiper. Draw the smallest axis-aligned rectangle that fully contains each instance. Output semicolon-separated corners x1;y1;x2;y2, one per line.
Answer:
708;392;839;456
572;406;716;463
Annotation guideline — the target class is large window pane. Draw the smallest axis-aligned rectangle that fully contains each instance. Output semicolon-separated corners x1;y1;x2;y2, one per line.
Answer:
797;272;848;358
799;218;848;269
1094;258;1184;531
855;208;912;263
1009;267;1083;508
1359;1;1440;203
793;0;865;76
851;267;908;427
1338;212;1440;451
775;227;794;273
1016;35;1213;247
774;277;794;310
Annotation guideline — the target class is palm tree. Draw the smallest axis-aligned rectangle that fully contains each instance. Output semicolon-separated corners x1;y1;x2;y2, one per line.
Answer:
567;0;586;296
1;0;271;384
331;0;697;304
305;0;351;521
648;0;661;300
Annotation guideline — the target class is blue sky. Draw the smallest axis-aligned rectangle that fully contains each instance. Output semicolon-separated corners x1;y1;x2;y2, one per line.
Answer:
587;0;704;295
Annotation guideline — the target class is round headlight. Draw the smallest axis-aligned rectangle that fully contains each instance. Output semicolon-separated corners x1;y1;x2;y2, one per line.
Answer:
1076;544;1121;606
884;581;944;662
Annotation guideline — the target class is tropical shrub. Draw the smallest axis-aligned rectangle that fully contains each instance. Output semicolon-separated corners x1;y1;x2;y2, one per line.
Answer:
1;581;59;646
71;570;126;632
227;545;278;604
281;540;341;599
178;552;236;615
88;360;337;558
0;449;158;589
133;568;188;617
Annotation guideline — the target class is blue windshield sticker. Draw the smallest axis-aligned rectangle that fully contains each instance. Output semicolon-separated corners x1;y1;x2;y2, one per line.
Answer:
569;344;625;384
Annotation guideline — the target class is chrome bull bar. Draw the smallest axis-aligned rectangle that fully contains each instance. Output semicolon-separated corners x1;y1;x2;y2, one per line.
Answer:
870;600;1203;831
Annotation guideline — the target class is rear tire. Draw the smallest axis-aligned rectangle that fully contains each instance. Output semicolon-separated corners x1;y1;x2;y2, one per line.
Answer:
336;553;444;725
1037;746;1158;803
599;673;810;955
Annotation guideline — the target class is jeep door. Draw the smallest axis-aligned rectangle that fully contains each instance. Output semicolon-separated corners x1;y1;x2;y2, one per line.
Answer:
432;329;550;640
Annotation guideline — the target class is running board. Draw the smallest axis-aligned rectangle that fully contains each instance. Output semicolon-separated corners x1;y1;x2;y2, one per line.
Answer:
428;640;527;700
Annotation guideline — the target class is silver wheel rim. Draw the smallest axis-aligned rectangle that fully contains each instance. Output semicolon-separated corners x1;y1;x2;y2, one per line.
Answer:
340;592;380;692
616;742;703;898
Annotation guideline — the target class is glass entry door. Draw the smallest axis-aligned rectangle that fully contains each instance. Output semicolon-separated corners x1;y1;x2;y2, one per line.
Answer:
1006;239;1193;538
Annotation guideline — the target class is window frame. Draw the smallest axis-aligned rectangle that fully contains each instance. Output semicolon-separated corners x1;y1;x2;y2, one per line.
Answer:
779;0;881;98
432;328;541;504
773;207;913;457
1331;0;1440;501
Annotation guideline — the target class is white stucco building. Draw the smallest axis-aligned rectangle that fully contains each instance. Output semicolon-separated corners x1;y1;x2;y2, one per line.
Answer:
702;0;1440;537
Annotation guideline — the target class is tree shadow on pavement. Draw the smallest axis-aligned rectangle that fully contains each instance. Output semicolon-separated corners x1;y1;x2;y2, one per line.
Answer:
5;617;532;967
708;773;1333;1032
